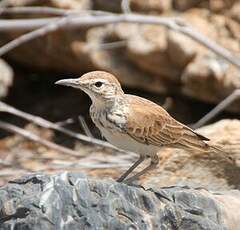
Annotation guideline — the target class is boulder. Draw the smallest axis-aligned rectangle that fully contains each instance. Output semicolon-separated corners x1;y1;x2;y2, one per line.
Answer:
92;0;172;13
0;172;239;229
0;2;240;111
130;0;172;13
230;1;240;22
0;59;13;98
86;11;240;112
173;0;238;12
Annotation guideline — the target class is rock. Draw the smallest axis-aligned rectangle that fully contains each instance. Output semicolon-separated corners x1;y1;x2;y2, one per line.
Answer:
130;0;172;13
85;24;172;93
208;0;237;12
173;0;238;12
92;0;172;13
181;54;240;112
50;0;92;10
0;59;13;98
173;0;202;11
0;2;240;112
0;172;239;229
125;25;180;81
226;19;240;41
86;11;240;112
230;2;240;22
86;23;182;92
167;31;197;68
92;0;122;12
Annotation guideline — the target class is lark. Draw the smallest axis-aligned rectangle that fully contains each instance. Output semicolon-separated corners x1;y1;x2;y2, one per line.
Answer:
55;71;225;183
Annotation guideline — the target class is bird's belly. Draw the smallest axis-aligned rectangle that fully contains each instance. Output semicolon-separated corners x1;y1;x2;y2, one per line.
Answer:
100;128;158;155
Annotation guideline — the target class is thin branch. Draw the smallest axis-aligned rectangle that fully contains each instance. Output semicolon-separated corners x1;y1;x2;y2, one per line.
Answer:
57;97;171;133
121;0;131;14
0;17;60;30
0;15;125;56
0;101;119;150
177;24;240;69
0;6;114;16
192;89;240;129
0;6;69;15
0;120;80;157
0;16;73;56
85;40;127;51
0;0;49;7
0;14;184;31
0;14;239;69
56;117;75;126
78;115;94;138
161;97;173;111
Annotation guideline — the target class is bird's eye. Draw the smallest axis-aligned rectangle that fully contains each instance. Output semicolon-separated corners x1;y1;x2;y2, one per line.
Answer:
94;81;103;88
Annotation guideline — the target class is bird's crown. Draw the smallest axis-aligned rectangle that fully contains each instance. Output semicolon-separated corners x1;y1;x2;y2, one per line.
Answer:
80;71;121;87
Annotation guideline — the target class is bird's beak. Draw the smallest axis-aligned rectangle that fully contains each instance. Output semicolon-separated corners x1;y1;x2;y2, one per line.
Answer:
55;78;80;88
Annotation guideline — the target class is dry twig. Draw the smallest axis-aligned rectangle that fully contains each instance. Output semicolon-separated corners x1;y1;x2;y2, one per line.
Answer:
85;40;127;51
0;101;118;150
0;13;239;69
56;118;75;126
0;6;114;16
192;89;240;129
78;115;94;138
0;0;49;7
121;0;131;14
0;120;80;157
0;6;70;15
0;16;74;56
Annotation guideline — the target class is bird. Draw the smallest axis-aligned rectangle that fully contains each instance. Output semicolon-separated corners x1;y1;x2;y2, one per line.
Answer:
55;71;227;183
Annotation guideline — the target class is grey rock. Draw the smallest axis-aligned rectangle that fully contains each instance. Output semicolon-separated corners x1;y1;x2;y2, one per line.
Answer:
0;172;239;230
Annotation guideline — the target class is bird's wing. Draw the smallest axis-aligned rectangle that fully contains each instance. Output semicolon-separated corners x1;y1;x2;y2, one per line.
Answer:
126;95;209;149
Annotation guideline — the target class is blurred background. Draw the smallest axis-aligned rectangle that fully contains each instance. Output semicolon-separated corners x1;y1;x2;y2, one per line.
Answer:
0;0;239;189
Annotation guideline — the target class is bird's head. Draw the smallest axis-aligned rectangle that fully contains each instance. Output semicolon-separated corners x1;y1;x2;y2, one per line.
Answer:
55;71;124;104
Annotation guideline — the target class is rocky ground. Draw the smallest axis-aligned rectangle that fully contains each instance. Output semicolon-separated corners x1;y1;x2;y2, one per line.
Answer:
0;1;239;229
0;172;239;229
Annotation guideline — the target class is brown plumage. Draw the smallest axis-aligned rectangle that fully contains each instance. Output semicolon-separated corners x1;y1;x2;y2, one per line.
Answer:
126;95;210;152
55;71;226;183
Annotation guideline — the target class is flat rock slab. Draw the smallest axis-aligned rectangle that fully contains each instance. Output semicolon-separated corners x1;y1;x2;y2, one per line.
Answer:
0;172;239;230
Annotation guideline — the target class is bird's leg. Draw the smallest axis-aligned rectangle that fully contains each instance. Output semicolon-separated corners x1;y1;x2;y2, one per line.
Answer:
116;155;145;182
123;154;159;184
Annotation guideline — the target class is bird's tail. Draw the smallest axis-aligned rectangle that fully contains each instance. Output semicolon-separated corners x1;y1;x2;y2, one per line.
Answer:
179;127;211;152
208;143;225;153
179;127;233;160
208;143;234;162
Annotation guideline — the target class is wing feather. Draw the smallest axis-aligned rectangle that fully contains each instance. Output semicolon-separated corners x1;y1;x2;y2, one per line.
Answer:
126;95;209;151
